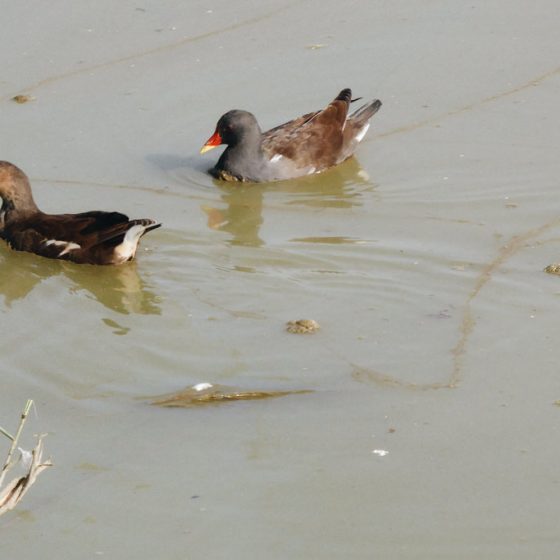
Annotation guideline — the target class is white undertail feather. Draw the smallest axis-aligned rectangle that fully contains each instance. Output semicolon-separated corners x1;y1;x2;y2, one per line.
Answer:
114;224;146;261
355;123;370;143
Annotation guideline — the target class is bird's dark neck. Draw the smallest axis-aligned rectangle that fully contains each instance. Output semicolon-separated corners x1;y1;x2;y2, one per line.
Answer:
225;140;263;161
217;133;265;179
229;124;263;155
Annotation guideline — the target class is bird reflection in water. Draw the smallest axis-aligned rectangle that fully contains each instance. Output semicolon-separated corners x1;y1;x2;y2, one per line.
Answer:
201;157;375;248
0;248;161;316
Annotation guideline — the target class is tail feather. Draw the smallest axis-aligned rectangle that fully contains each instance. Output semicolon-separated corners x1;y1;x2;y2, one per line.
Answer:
95;219;160;246
135;220;161;238
126;221;162;242
349;99;382;126
339;97;382;161
334;88;352;104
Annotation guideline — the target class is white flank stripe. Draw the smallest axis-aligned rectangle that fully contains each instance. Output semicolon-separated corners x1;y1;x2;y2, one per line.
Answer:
44;239;81;256
58;242;81;256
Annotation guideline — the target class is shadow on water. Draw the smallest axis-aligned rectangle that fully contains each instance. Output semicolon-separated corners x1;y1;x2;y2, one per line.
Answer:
200;157;376;247
0;248;161;316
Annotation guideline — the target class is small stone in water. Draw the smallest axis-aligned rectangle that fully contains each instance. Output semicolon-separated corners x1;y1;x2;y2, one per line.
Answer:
544;264;560;275
286;319;320;334
12;94;33;104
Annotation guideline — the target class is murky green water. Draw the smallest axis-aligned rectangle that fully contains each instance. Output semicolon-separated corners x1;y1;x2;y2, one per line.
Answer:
2;1;560;558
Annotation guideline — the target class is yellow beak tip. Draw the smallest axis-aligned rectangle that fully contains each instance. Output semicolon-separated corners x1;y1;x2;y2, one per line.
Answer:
200;144;217;155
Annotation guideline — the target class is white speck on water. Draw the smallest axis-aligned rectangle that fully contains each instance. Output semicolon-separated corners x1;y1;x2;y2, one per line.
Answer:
372;449;389;457
193;382;213;392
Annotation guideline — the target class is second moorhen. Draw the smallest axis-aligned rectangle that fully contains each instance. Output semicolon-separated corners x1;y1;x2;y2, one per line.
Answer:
200;88;382;183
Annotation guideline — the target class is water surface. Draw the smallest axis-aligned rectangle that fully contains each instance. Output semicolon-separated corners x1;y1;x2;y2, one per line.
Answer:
2;1;560;558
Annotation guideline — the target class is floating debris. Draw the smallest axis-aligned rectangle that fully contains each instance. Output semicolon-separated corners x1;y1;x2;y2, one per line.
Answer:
305;44;327;50
12;95;33;104
451;263;467;271
150;383;311;408
0;400;52;516
544;264;560;275
286;319;320;334
372;449;389;457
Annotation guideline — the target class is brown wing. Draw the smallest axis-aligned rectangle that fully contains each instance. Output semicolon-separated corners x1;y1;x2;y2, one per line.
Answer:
25;211;129;242
261;89;352;170
261;111;320;141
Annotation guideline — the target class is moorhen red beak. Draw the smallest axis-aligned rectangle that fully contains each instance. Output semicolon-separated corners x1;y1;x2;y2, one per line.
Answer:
200;131;223;154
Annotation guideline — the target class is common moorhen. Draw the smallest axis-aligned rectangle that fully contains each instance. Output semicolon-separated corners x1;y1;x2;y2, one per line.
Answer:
0;161;160;265
200;88;382;182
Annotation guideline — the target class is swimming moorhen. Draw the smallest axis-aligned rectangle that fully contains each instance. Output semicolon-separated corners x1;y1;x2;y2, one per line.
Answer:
0;161;160;265
200;88;382;182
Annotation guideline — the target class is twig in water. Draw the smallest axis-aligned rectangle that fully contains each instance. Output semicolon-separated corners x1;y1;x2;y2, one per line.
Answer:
0;400;52;515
